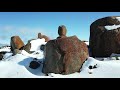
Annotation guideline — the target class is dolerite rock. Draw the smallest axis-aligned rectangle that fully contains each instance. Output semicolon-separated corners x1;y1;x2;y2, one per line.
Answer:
23;39;36;53
0;52;6;60
23;42;31;53
42;36;89;75
40;44;45;51
57;25;67;39
0;54;3;60
29;61;40;69
38;33;50;42
90;16;120;57
13;49;21;55
10;36;24;52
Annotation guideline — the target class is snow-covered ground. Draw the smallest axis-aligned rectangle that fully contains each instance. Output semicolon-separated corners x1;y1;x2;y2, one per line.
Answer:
1;38;120;78
0;46;11;52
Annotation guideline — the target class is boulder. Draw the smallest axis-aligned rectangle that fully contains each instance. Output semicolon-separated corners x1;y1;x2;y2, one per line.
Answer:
0;54;3;60
40;44;45;51
23;41;31;53
90;16;120;57
13;49;21;55
0;52;7;60
38;33;50;42
57;25;67;39
42;36;89;75
29;61;40;69
10;36;24;52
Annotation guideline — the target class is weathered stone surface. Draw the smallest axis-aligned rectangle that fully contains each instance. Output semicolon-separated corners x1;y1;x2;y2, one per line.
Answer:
90;16;120;57
57;25;67;39
13;49;21;55
10;36;24;52
42;36;89;75
23;41;31;53
38;33;50;42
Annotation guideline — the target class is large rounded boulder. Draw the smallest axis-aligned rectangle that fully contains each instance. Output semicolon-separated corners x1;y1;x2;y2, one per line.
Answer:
42;36;89;75
10;36;24;52
90;16;120;57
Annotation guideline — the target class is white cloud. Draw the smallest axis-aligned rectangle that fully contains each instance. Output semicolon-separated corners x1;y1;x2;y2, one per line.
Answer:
0;25;54;44
4;26;15;31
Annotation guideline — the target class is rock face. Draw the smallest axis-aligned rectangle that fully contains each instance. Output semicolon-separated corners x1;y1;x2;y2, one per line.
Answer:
10;36;24;52
38;33;50;42
42;36;89;74
90;16;120;57
57;25;67;39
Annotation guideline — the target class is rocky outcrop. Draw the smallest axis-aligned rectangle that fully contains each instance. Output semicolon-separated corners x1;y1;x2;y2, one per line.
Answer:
10;36;24;52
38;33;50;42
90;16;120;57
42;36;89;75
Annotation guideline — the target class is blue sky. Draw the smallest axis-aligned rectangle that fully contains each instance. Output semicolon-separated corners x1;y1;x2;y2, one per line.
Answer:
0;12;120;44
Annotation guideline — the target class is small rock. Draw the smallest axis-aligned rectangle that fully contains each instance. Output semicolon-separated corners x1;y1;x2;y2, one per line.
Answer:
40;44;45;51
29;61;40;69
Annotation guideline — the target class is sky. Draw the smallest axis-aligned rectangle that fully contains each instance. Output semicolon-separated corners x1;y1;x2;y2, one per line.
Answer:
0;12;120;45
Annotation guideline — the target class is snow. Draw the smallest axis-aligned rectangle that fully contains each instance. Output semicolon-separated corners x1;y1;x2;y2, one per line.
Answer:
1;38;120;78
30;38;47;51
0;47;11;52
105;24;120;30
116;17;120;21
80;57;120;78
84;42;89;45
104;17;120;30
2;53;13;60
21;50;44;60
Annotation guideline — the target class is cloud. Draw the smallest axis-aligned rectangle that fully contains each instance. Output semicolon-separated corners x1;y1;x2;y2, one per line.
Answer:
0;25;15;32
0;25;56;44
4;26;15;31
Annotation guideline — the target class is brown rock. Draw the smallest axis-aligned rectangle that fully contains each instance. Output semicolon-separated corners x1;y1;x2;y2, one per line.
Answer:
23;39;33;53
13;49;21;55
58;25;67;36
90;16;120;57
10;36;24;52
23;42;31;53
38;33;50;42
57;25;67;39
42;36;89;75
